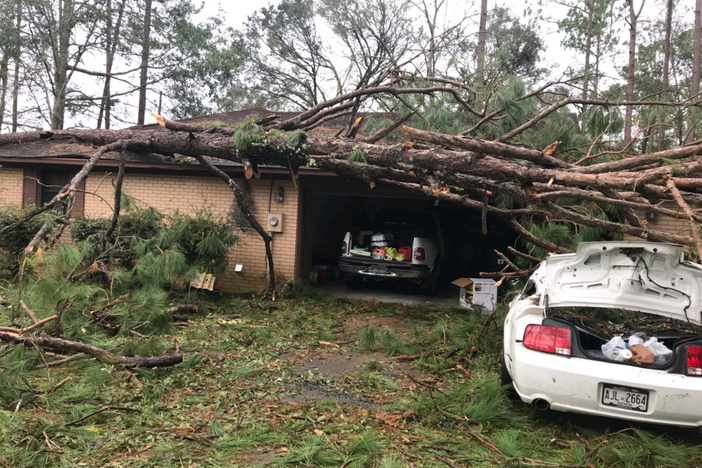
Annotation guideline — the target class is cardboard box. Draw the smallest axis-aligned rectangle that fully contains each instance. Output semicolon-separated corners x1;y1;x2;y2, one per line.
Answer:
451;277;498;311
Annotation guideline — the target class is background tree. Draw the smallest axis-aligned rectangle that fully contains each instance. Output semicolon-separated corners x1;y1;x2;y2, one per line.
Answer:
0;0;20;132
136;0;151;126
482;7;545;81
624;0;645;145
558;0;618;104
23;0;103;129
96;0;127;129
243;0;338;109
476;0;488;82
688;0;701;143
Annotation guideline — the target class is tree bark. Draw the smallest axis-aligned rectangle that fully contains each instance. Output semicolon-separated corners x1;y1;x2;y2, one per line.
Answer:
658;0;674;150
665;174;702;258
593;32;601;98
688;0;702;144
3;114;702;255
51;0;73;130
103;151;125;244
0;332;183;367
582;0;595;107
193;155;278;298
476;0;488;82
136;0;153;126
97;0;125;130
10;0;21;133
403;126;571;167
0;52;9;133
624;0;644;146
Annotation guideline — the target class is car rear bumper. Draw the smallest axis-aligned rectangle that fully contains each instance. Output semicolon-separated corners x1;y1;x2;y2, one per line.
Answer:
510;345;702;427
339;257;429;280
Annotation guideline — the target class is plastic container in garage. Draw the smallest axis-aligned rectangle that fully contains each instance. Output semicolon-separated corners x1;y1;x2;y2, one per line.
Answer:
370;233;389;248
372;248;386;260
313;264;331;283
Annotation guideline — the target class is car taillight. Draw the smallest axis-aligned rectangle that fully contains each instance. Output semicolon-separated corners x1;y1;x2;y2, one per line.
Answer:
687;346;702;376
342;241;347;253
523;325;571;356
414;247;425;261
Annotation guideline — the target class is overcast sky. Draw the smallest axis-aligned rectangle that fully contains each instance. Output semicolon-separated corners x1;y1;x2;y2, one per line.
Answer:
197;0;687;84
199;0;600;79
61;0;692;129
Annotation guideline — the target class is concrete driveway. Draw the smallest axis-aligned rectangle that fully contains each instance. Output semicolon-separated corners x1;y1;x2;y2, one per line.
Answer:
315;279;458;309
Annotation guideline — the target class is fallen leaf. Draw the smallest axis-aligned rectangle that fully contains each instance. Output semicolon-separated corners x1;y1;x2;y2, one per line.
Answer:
314;429;324;436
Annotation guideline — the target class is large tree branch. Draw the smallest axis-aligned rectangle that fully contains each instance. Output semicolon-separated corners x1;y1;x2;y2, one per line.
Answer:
0;332;182;367
402;126;571;168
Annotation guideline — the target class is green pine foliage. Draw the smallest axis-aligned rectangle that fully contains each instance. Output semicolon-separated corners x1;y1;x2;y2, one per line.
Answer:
72;202;239;282
232;119;266;152
0;205;45;276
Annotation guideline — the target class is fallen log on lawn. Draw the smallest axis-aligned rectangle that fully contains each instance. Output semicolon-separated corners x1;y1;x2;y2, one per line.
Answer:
0;332;183;367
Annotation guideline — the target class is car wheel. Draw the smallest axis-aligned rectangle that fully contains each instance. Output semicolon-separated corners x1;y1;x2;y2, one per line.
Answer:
420;264;440;295
500;352;514;389
344;275;361;288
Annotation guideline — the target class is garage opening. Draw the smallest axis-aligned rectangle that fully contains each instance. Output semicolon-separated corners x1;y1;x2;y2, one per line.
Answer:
299;180;519;296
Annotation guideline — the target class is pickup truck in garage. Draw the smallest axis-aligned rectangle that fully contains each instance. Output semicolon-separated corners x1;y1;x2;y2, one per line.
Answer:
338;210;444;292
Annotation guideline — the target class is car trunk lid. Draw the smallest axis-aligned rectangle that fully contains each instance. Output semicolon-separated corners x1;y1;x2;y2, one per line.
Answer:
542;242;702;325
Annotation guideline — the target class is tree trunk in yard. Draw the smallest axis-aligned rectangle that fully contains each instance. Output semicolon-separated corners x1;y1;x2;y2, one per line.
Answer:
687;0;702;144
11;0;21;133
658;0;673;150
136;0;152;126
624;0;644;146
593;34;601;99
51;0;73;130
582;0;595;108
97;0;125;129
0;54;9;133
476;0;488;82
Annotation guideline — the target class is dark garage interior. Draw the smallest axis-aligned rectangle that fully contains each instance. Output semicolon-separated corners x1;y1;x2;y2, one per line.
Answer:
300;181;519;292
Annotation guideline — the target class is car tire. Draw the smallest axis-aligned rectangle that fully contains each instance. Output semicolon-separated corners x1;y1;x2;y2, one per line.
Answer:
500;352;514;388
420;264;440;295
344;275;361;288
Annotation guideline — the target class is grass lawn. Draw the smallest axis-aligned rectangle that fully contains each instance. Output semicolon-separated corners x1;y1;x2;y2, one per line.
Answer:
1;291;701;467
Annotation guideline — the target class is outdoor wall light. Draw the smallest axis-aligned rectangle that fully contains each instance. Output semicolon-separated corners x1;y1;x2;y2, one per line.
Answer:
276;186;285;203
645;210;658;224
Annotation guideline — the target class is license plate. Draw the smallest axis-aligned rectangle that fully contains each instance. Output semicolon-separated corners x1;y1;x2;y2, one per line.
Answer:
368;265;390;275
601;384;649;412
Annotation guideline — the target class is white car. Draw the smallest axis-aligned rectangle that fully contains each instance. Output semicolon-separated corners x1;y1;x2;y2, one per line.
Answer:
502;241;702;428
339;210;443;292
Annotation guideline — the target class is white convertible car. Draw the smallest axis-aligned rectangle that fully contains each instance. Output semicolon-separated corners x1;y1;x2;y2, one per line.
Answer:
502;242;702;428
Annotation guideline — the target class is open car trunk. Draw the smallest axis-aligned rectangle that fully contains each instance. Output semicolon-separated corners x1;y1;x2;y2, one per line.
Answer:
545;306;701;371
541;242;702;325
525;242;702;371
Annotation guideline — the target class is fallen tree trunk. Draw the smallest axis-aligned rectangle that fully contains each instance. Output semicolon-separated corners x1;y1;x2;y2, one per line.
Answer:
3;107;702;260
0;332;183;367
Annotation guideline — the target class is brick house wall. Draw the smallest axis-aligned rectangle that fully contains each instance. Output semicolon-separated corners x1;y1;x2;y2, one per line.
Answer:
622;206;692;244
0;167;23;208
0;166;299;293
